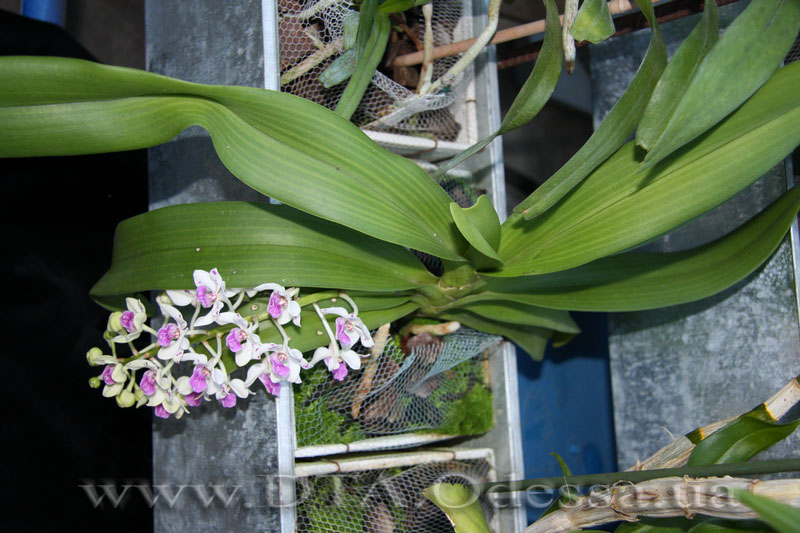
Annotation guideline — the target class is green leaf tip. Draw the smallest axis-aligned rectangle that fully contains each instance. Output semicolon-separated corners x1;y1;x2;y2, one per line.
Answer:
423;483;490;533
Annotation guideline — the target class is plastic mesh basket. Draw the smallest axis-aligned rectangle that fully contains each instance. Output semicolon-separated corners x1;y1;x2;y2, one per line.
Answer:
294;328;502;453
295;452;497;532
278;0;474;141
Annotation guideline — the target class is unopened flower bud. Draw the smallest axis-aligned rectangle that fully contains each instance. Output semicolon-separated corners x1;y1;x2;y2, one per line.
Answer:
116;389;136;408
86;347;105;366
156;292;172;306
107;312;124;332
88;377;102;389
134;385;145;401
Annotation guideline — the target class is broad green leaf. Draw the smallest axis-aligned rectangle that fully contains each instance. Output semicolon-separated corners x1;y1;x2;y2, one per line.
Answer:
570;0;615;43
334;10;390;119
636;0;718;150
496;62;800;277
456;300;579;333
732;490;800;533
450;195;503;269
687;414;800;466
641;0;800;168
342;292;414;311
90;202;438;300
319;48;357;88
378;0;429;13
433;0;561;177
439;310;551;360
423;483;490;533
514;0;667;220
0;56;464;260
483;184;800;311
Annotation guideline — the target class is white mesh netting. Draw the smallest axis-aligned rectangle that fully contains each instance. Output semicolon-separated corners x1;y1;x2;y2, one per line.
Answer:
294;327;502;449
296;459;495;532
278;0;474;140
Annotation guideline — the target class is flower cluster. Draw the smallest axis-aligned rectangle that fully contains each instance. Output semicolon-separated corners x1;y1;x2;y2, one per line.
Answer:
87;268;373;419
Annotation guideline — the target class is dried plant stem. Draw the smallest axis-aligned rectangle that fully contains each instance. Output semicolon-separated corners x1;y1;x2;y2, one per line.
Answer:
422;0;502;96
416;2;435;93
407;321;461;336
351;323;391;418
525;477;800;533
562;0;579;73
280;37;343;86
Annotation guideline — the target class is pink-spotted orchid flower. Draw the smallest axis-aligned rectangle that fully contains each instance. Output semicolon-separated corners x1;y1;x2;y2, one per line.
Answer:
109;298;148;343
309;342;362;382
192;268;231;326
321;306;374;350
251;283;301;327
208;367;250;408
218;312;271;367
156;303;191;362
100;363;128;397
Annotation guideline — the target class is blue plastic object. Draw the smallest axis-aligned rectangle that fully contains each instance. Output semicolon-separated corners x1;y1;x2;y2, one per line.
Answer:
516;312;617;523
21;0;65;27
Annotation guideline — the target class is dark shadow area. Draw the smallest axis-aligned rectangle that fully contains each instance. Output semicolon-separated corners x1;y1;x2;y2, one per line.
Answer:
1;8;151;532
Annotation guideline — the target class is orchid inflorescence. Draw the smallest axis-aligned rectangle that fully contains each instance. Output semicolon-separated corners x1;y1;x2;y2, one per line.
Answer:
86;268;374;419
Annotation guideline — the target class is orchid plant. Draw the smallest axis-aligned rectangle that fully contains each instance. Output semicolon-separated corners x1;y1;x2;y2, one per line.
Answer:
1;0;799;421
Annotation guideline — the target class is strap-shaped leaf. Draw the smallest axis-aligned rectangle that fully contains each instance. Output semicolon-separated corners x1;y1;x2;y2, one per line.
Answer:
636;0;719;151
450;195;503;270
641;0;800;168
484;184;800;311
496;62;800;277
334;8;391;119
433;0;562;177
732;490;800;533
570;0;615;44
91;202;438;300
687;415;800;466
514;0;666;220
439;310;551;361
456;300;579;333
0;56;464;260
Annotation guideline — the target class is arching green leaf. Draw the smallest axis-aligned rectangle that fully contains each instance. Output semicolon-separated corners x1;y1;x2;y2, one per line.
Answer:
636;0;718;150
456;300;579;333
484;184;800;311
641;0;800;168
496;62;800;277
514;0;666;220
0;56;464;260
423;483;490;533
90;202;438;300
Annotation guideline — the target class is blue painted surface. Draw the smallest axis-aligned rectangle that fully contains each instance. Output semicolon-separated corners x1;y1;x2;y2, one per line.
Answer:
516;311;617;523
21;0;65;27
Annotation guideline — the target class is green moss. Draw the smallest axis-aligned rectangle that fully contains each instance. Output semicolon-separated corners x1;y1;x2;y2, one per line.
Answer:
294;364;366;448
439;383;494;435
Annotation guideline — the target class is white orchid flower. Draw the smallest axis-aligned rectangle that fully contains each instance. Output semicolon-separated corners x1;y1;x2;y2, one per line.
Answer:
320;306;374;349
192;268;231;327
218;312;270;367
110;298;148;343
